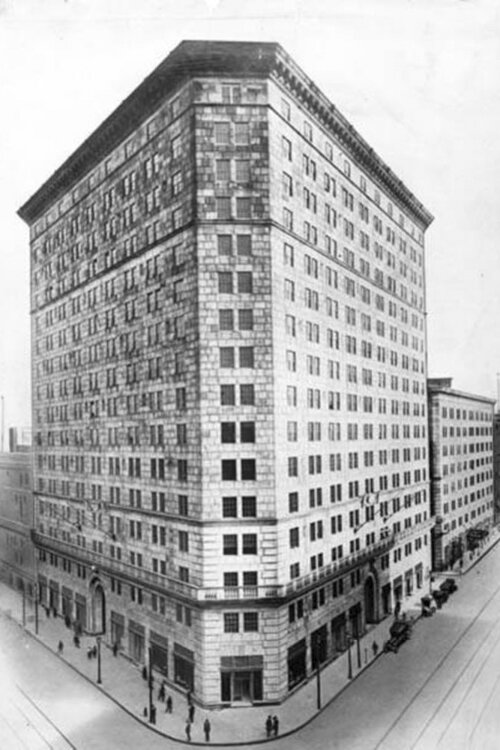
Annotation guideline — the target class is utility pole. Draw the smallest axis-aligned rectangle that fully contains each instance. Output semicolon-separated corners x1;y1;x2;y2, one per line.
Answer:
22;585;26;627
97;636;102;684
315;639;322;709
347;635;353;679
34;584;39;635
148;646;155;723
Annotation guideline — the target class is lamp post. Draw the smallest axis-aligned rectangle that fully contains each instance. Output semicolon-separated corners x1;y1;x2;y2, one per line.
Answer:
96;636;102;684
22;584;26;628
34;584;39;635
313;636;322;710
148;646;155;723
356;628;362;669
347;634;353;679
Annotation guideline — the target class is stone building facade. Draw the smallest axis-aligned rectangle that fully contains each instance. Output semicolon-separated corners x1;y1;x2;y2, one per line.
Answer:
0;448;35;597
19;40;433;705
428;377;495;570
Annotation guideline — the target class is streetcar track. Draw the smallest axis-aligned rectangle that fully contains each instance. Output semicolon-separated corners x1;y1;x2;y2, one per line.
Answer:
0;708;32;750
433;613;500;748
373;578;500;750
421;607;500;748
467;671;500;747
14;684;78;750
10;696;56;750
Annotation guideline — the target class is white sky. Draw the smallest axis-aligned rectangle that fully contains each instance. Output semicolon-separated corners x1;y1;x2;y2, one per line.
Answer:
1;0;499;427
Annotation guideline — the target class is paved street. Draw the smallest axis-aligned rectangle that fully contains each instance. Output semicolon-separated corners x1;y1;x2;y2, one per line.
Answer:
0;614;172;750
1;536;500;749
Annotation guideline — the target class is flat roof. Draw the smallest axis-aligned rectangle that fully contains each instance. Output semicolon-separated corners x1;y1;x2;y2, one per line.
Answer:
18;40;433;227
428;378;495;406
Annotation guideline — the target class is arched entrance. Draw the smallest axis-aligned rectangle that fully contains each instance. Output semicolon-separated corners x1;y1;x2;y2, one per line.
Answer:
364;575;377;624
90;582;106;634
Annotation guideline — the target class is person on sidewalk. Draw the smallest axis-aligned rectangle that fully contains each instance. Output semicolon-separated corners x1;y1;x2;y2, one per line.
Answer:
87;646;93;660
187;689;193;705
272;716;279;737
185;720;191;742
158;681;166;702
188;703;195;723
112;642;118;657
372;641;379;658
203;718;211;742
266;715;273;738
57;641;64;655
165;695;173;713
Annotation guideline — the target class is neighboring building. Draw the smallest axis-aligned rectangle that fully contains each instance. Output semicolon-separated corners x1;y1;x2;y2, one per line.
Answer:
0;441;34;598
9;426;32;453
428;378;495;571
18;41;434;706
492;411;500;524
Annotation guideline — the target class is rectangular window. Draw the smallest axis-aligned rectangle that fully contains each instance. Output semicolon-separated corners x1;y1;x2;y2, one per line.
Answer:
222;496;238;518
224;613;239;632
223;535;238;555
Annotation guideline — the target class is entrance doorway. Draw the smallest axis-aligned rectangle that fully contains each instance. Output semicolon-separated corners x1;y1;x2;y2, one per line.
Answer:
364;575;377;623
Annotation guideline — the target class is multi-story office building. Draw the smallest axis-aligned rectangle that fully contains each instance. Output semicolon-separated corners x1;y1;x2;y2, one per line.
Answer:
0;441;34;598
428;377;494;570
18;41;433;705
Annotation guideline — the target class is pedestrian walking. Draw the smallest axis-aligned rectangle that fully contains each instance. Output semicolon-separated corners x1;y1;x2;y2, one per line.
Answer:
272;716;279;737
189;703;195;723
185;720;191;742
57;641;64;655
266;715;273;738
87;646;93;660
112;642;118;657
187;689;193;705
73;634;80;648
166;695;173;713
203;717;211;742
372;641;379;657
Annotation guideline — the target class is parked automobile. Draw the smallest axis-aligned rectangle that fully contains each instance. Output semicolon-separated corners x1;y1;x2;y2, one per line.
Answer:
421;595;436;617
432;589;447;608
440;578;458;595
384;619;412;653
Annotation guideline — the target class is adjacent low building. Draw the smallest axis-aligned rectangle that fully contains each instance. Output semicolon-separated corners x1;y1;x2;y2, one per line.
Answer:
428;378;495;570
0;439;34;598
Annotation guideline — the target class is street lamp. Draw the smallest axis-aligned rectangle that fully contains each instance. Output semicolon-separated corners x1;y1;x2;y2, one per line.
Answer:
22;584;26;628
313;637;322;710
34;583;39;635
96;636;102;684
356;628;362;669
148;646;155;724
347;634;353;680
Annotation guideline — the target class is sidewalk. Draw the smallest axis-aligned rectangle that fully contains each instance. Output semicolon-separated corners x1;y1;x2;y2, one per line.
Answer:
0;583;397;745
2;532;497;747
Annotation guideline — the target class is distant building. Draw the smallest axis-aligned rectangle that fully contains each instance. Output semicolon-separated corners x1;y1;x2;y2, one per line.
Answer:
0;436;34;597
428;378;495;571
19;41;433;705
9;426;32;453
493;412;500;524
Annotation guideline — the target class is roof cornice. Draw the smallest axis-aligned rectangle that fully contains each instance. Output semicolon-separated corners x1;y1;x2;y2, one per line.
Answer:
18;40;433;228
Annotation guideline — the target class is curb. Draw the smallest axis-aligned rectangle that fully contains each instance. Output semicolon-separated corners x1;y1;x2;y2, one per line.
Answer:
1;604;389;747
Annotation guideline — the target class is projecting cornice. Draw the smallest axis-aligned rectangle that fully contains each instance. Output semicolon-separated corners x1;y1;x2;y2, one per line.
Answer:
18;40;433;228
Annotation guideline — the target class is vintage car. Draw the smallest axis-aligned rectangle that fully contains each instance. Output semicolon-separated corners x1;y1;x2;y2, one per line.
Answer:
432;589;447;608
440;578;458;596
384;619;412;653
421;595;436;617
